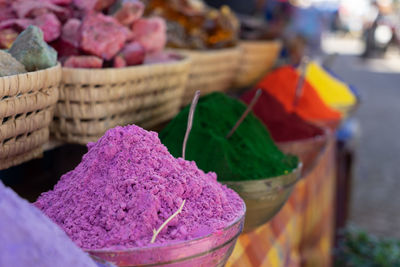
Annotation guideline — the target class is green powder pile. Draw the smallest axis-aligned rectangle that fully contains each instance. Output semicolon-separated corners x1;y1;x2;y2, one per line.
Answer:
159;92;298;181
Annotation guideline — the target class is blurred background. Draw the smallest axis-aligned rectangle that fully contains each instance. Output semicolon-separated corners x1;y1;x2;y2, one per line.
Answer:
206;0;400;239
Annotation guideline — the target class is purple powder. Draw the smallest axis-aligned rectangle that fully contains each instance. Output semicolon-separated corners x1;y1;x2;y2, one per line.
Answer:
35;125;244;250
0;181;97;267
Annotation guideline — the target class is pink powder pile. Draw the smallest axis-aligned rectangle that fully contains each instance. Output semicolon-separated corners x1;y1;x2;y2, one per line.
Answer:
35;125;244;250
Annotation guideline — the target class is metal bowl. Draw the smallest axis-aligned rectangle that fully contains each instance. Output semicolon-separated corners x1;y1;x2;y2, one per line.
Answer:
277;130;328;177
222;163;302;233
85;203;245;267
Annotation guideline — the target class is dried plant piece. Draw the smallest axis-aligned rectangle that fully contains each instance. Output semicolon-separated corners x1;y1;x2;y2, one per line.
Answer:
0;50;27;77
8;25;57;71
64;55;103;68
151;200;186;244
80;13;126;60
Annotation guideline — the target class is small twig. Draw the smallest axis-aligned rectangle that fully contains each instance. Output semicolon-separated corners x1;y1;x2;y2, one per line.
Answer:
182;90;201;159
293;56;309;107
151;200;186;244
226;89;262;139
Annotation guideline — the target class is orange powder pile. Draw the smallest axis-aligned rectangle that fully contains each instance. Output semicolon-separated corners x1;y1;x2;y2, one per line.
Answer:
255;66;341;121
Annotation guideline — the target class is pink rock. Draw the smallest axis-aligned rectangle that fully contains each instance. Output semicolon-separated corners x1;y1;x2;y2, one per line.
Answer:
0;6;16;21
144;52;179;65
11;0;69;19
0;28;18;49
33;13;61;42
113;55;126;68
0;19;33;31
131;17;166;53
113;1;144;26
73;0;115;11
51;39;80;62
48;0;73;5
64;55;103;68
80;13;126;60
121;41;145;66
61;18;81;47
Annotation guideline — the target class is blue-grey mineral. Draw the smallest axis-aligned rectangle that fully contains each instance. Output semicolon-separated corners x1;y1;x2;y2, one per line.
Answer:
0;50;26;77
8;26;57;72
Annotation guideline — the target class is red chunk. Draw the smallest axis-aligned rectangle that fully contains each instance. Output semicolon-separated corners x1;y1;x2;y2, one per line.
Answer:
80;13;126;60
0;28;18;49
48;0;73;5
144;52;177;65
131;17;166;53
113;55;126;68
0;6;16;21
51;39;80;62
113;1;144;26
121;41;145;66
0;19;33;31
73;0;115;11
61;18;81;47
11;0;69;19
33;13;61;42
64;55;103;68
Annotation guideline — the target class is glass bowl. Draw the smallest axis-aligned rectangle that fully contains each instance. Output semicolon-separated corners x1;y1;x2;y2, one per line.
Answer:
85;202;245;267
277;130;328;177
222;163;302;233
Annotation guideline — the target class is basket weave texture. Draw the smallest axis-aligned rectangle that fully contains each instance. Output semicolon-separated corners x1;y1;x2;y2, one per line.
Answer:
0;64;61;170
176;47;241;106
51;58;190;144
233;40;282;89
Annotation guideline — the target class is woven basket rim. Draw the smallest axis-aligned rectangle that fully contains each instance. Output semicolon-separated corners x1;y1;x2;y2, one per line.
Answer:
0;63;61;80
62;55;190;72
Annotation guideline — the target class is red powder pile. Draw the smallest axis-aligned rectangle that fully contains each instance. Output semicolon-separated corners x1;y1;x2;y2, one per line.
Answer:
241;89;324;142
256;66;341;121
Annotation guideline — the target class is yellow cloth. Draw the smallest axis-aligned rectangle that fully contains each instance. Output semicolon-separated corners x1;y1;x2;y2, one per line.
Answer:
306;62;356;108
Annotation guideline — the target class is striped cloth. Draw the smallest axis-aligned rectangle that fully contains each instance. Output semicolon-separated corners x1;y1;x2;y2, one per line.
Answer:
227;138;336;267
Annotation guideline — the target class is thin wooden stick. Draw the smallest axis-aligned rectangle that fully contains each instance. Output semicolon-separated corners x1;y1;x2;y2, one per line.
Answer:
182;90;201;159
151;200;186;243
226;89;262;139
293;56;309;107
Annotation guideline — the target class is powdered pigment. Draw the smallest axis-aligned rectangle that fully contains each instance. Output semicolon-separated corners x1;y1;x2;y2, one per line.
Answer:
256;66;342;121
0;181;97;267
159;92;298;181
241;89;324;142
35;124;244;249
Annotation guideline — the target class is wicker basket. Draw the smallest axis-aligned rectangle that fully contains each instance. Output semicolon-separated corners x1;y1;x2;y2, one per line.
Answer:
233;40;282;89
51;57;190;144
0;64;61;170
175;47;241;106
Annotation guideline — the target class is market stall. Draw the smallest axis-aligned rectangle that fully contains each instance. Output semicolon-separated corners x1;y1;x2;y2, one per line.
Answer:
0;0;360;266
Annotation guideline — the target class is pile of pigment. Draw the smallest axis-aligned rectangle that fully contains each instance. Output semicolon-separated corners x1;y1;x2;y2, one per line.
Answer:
305;62;356;108
0;181;97;267
35;124;244;249
159;92;298;181
241;89;324;142
256;66;341;121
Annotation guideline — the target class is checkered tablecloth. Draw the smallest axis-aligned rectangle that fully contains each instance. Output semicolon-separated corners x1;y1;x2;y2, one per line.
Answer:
227;138;336;267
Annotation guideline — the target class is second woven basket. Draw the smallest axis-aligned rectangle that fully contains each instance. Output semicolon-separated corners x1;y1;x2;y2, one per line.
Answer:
52;57;190;144
233;40;282;89
176;47;241;106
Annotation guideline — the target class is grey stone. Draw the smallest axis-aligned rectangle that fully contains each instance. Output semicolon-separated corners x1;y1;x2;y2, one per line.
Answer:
0;50;27;77
8;25;57;72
